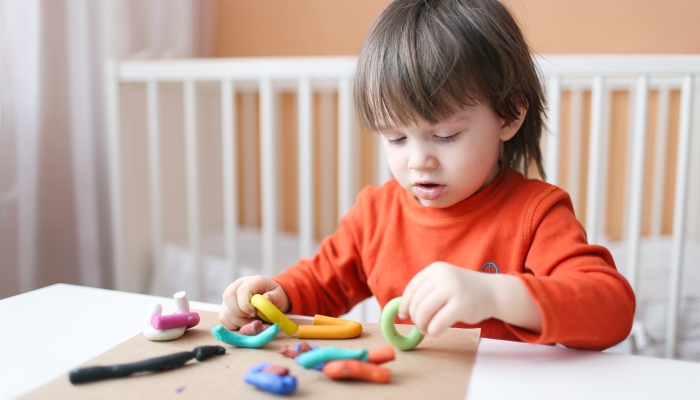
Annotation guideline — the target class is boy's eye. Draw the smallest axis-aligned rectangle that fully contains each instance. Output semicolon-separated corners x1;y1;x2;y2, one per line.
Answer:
387;137;406;145
435;132;460;143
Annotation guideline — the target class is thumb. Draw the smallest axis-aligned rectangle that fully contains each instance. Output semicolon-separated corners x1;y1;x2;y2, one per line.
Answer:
262;286;290;314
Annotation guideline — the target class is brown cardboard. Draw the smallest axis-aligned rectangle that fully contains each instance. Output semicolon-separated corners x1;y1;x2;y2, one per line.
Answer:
23;311;479;399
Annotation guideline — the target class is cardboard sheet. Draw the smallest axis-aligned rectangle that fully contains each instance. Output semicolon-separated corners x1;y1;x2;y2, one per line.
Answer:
24;311;479;399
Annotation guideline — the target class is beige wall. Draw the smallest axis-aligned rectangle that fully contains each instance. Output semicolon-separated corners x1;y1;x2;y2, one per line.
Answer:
215;0;700;56
213;0;700;239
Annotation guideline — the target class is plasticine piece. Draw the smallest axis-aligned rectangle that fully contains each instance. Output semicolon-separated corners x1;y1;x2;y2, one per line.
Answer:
244;363;297;395
323;359;391;383
239;320;265;336
211;324;280;348
297;315;363;339
367;345;395;365
250;294;298;336
193;345;226;361
279;342;314;358
261;365;289;376
143;304;187;341
70;351;195;384
380;297;425;351
69;345;224;384
151;312;200;330
173;291;190;313
295;347;368;369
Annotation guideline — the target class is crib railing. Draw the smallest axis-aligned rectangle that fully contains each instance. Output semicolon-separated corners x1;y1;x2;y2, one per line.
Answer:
106;55;700;358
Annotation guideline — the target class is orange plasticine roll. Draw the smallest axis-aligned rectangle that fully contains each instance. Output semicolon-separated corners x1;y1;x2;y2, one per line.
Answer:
297;315;362;339
323;360;391;383
367;345;395;365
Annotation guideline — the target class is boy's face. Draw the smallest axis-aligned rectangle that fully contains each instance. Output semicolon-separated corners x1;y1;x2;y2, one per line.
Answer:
379;104;523;208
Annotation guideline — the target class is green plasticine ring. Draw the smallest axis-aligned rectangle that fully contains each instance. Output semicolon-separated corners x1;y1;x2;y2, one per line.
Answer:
380;297;425;351
211;324;280;348
296;347;368;369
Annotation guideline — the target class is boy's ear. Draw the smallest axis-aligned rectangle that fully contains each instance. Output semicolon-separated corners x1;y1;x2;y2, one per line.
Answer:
499;106;527;141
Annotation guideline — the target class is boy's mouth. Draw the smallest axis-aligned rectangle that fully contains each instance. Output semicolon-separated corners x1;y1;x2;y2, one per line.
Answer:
413;182;446;201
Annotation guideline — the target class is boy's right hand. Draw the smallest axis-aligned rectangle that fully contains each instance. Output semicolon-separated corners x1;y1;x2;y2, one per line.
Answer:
219;275;290;331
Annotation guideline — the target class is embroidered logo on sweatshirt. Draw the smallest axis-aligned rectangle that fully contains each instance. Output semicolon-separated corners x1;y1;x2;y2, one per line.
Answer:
481;262;499;274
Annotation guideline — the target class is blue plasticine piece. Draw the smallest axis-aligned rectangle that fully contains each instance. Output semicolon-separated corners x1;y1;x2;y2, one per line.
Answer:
211;324;280;348
244;363;297;395
295;347;368;369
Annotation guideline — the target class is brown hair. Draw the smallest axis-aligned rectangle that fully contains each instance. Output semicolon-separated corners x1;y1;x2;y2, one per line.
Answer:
354;0;546;178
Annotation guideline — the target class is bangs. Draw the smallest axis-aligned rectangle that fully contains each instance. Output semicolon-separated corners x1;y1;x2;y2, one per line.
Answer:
355;1;488;131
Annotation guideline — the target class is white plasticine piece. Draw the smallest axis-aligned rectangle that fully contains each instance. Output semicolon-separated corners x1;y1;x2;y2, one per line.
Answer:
173;291;190;313
142;304;186;341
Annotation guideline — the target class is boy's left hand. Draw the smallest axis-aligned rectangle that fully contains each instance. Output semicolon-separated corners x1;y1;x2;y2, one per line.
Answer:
399;262;497;335
399;261;543;335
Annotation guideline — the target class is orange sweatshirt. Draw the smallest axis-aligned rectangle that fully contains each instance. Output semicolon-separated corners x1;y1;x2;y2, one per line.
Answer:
273;169;636;350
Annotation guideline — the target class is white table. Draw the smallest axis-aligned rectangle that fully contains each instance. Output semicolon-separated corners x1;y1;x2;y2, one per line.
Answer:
1;284;699;399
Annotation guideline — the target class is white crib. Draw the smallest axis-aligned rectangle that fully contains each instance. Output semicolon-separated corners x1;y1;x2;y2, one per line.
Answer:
106;55;700;360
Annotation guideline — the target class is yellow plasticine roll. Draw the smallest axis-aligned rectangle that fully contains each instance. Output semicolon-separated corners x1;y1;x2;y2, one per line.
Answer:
250;294;298;336
297;315;363;339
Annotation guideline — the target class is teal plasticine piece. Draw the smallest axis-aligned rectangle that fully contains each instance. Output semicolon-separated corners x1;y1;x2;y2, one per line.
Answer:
211;324;280;348
380;297;425;351
296;347;368;369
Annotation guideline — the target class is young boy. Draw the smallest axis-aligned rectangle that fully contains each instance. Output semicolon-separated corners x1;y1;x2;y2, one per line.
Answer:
220;0;635;350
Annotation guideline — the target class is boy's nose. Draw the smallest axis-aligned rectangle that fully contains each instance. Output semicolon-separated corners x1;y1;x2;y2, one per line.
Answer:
407;148;438;171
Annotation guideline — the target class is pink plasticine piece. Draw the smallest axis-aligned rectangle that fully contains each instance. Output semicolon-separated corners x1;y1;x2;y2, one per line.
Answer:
239;320;264;336
261;365;289;376
279;341;313;358
151;312;200;330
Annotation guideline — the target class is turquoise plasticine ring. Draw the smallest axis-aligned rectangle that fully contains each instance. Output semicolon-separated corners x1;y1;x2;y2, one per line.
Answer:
380;297;425;351
211;324;280;348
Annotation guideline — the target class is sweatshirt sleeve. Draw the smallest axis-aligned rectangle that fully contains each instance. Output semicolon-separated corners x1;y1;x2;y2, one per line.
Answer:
506;188;636;350
271;189;372;317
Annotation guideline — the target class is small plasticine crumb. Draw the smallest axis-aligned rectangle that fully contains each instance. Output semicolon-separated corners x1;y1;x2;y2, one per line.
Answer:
261;365;289;376
174;385;186;393
279;341;314;358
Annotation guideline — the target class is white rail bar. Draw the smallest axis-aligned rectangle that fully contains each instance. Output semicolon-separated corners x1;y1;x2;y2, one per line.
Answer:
119;57;358;82
184;80;202;300
147;81;164;296
568;88;583;213
221;79;238;281
545;75;561;185
106;60;126;291
376;135;392;185
338;77;356;221
625;75;650;296
585;75;606;244
319;91;336;236
260;78;277;277
665;74;695;359
298;78;314;258
650;86;670;236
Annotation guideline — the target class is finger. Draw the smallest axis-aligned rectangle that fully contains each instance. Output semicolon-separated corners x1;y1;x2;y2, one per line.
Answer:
412;291;446;334
219;302;254;331
425;301;460;336
407;279;439;327
262;285;290;314
236;276;280;317
223;279;252;320
400;269;431;319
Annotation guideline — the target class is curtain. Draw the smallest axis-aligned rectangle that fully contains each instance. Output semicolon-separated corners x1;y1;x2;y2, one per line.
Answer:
0;0;215;298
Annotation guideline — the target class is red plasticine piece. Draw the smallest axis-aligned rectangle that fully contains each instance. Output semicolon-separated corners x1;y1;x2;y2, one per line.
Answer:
261;365;289;376
367;345;395;365
150;312;200;330
239;320;264;336
322;359;391;383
